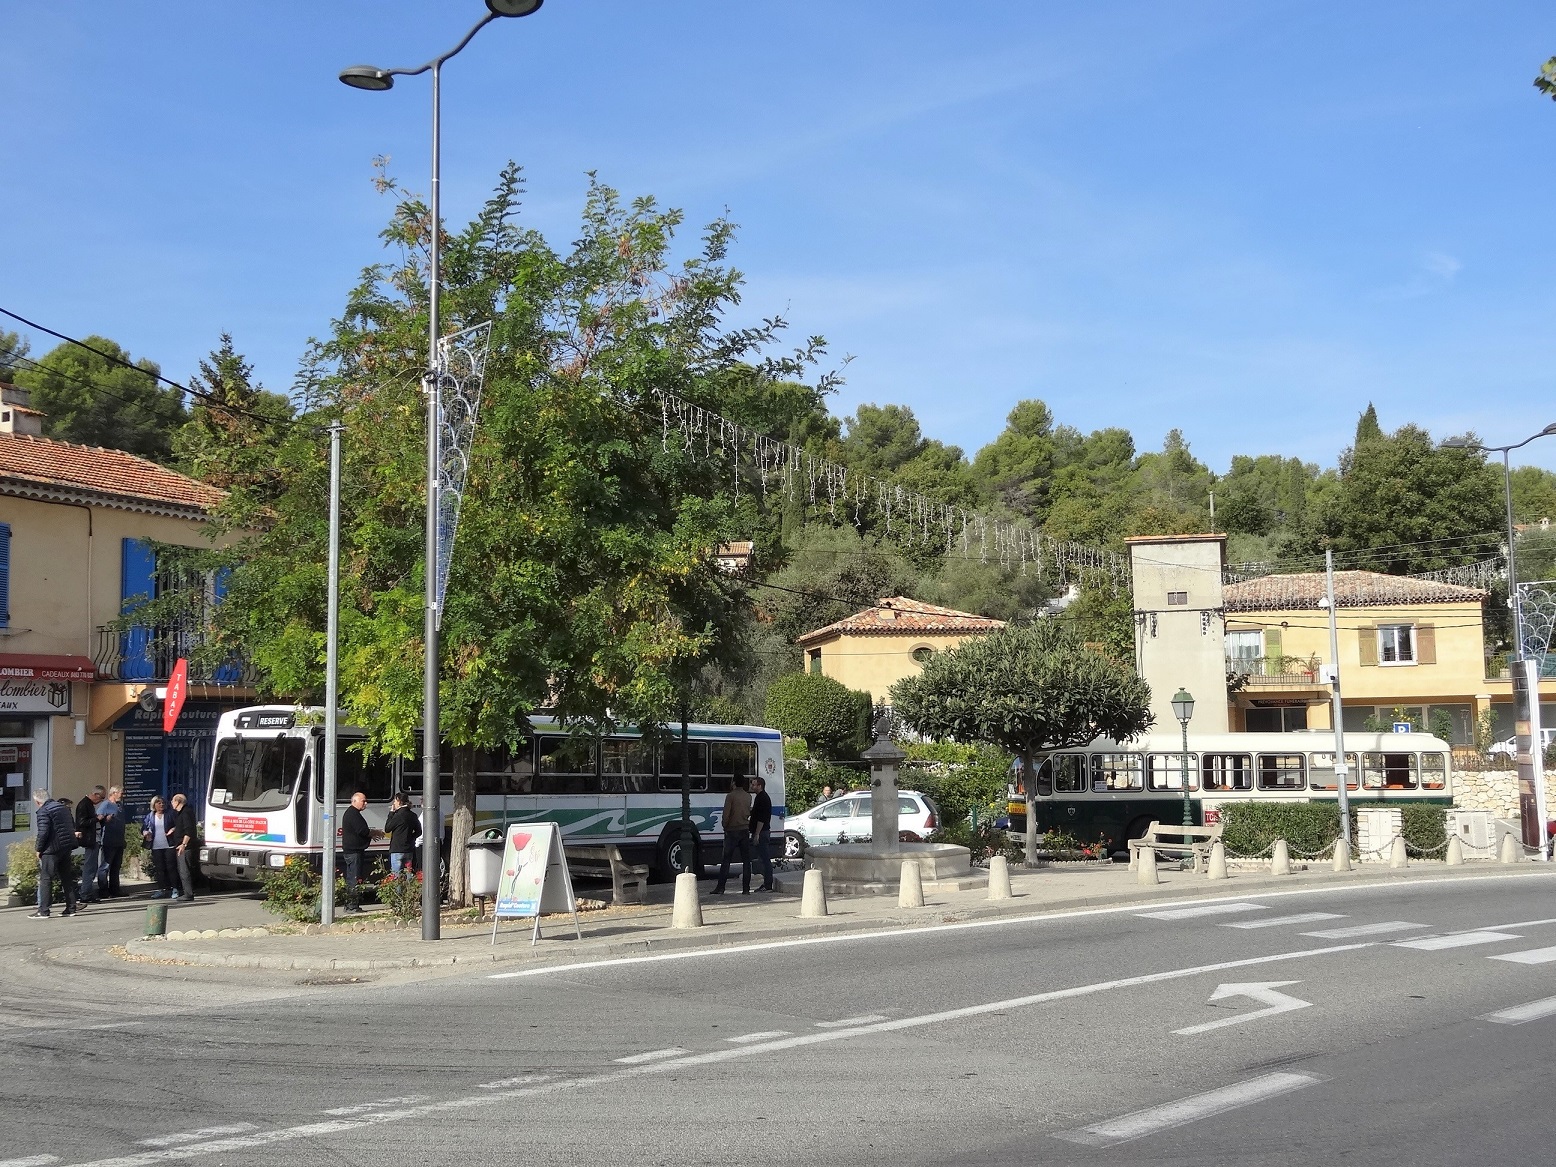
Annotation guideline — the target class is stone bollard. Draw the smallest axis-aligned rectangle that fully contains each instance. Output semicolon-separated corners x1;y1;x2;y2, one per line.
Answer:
899;859;925;908
988;855;1012;900
1207;840;1228;880
1446;834;1464;866
1136;847;1159;886
145;901;168;937
671;872;703;929
1332;838;1352;873
1500;833;1522;865
1128;847;1138;874
1389;836;1408;869
800;869;828;918
1271;838;1291;877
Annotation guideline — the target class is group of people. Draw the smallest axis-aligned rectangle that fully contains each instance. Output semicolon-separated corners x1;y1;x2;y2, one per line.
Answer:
712;772;776;895
338;790;422;913
28;785;199;918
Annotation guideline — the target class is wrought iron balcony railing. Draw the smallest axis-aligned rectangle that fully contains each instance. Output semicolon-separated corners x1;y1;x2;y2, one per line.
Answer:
93;625;258;686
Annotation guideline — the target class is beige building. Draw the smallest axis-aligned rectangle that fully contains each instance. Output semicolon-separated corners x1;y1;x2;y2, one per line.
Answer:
1127;534;1230;733
794;596;1004;701
0;400;254;869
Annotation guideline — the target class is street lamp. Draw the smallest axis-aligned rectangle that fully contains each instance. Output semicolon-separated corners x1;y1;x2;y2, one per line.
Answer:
1171;688;1194;829
340;0;544;941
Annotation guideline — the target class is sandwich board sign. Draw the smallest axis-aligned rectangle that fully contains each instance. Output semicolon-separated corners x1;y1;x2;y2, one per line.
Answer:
491;821;580;947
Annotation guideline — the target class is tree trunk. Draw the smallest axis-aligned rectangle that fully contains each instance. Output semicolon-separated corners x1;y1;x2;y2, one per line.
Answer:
448;743;477;907
1021;753;1038;867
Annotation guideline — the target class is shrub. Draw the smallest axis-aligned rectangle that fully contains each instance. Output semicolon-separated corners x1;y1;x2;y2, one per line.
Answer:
901;747;1013;829
1400;803;1448;857
928;820;1023;866
784;758;867;814
764;672;871;760
1220;802;1341;857
377;869;423;922
260;855;351;923
5;844;83;902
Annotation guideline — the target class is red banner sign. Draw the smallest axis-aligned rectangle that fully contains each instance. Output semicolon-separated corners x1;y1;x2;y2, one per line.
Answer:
163;658;189;734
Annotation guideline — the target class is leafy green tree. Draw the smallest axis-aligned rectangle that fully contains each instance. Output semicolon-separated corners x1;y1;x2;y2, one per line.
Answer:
1214;454;1317;538
174;334;295;503
0;330;28;383
1536;56;1556;100
763;671;871;760
13;336;187;461
1355;403;1383;444
1512;466;1556;526
972;399;1057;520
890;619;1152;863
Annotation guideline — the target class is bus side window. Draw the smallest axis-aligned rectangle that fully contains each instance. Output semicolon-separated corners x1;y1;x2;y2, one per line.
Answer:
710;742;758;794
1256;753;1305;791
658;740;708;792
1203;753;1252;792
1092;753;1143;792
1421;753;1447;791
1147;753;1197;791
1035;758;1053;798
537;736;599;795
1054;754;1086;793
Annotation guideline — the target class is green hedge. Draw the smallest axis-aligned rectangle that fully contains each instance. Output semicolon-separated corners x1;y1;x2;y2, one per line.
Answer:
1219;801;1448;858
783;758;868;815
764;672;872;760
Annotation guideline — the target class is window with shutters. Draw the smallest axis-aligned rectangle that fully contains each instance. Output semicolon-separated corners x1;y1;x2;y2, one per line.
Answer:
1377;624;1415;665
0;522;9;628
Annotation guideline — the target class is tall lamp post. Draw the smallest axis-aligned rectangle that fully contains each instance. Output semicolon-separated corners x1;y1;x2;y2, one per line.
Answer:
1171;688;1194;828
340;0;545;941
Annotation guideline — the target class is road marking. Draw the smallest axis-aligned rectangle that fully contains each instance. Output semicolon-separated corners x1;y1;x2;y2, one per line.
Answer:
321;1097;427;1116
614;1048;687;1064
1173;981;1313;1035
1136;903;1267;920
1053;1072;1325;1147
1482;996;1556;1025
475;1075;549;1089
1471;916;1556;932
137;1126;258;1148
1221;912;1343;929
1301;921;1428;939
815;1015;888;1028
1489;945;1556;965
725;1030;791;1043
487;870;1556;980
0;1156;62;1166
1393;931;1520;951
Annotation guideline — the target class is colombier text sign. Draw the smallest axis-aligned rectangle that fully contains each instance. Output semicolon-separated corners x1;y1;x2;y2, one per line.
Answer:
491;821;580;946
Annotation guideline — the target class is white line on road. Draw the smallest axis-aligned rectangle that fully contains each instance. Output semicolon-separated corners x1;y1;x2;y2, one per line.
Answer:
137;1127;258;1148
1301;921;1428;939
475;1075;550;1089
1393;931;1521;951
1136;903;1267;920
1482;996;1556;1025
725;1030;791;1043
49;941;1374;1167
1221;912;1343;929
1172;981;1312;1035
613;1048;687;1064
1468;916;1556;932
1489;945;1556;965
321;1097;427;1116
0;1156;62;1166
815;1015;888;1028
1052;1072;1326;1147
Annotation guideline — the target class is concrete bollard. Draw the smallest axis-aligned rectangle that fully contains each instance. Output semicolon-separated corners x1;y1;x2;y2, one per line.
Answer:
1445;834;1464;866
1128;846;1138;874
800;868;828;917
1501;833;1522;865
988;855;1012;900
1206;840;1228;880
1389;836;1408;869
1332;837;1352;873
145;901;168;937
671;872;703;929
1136;847;1159;886
899;859;925;908
1271;838;1291;877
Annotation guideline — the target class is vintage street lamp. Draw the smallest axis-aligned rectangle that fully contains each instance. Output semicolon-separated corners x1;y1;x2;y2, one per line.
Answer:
1171;688;1194;828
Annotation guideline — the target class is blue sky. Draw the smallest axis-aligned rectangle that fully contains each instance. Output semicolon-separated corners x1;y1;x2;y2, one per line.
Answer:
5;1;1556;474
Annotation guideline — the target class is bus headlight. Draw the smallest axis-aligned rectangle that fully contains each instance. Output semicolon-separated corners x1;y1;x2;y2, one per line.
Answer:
268;854;286;868
199;849;210;862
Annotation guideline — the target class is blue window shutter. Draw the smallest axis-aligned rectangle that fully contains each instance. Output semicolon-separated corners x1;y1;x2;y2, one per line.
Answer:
0;523;10;628
120;538;157;680
210;566;240;683
212;566;231;605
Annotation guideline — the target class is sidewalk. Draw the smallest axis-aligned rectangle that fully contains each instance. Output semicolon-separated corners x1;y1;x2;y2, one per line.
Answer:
90;857;1556;976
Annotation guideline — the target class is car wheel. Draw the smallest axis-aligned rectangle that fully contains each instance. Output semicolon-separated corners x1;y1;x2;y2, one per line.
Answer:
783;831;806;860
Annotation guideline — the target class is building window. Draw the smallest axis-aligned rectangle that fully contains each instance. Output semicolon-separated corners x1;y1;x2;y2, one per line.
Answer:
808;649;822;675
1166;591;1188;606
1378;624;1415;665
910;645;934;664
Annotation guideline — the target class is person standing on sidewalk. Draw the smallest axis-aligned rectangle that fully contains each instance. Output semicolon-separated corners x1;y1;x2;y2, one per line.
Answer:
143;797;177;898
340;791;372;913
383;793;420;877
29;790;78;919
167;793;198;903
711;773;753;895
97;786;129;898
749;774;775;892
73;786;106;905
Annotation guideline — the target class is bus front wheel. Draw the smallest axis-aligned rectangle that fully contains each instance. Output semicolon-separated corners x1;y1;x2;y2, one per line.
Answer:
656;829;702;882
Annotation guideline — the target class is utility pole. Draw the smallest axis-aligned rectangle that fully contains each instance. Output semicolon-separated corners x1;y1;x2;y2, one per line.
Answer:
1324;550;1351;853
322;423;343;925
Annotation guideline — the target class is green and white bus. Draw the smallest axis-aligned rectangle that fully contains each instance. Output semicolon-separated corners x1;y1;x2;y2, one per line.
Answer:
1008;730;1453;855
200;706;785;883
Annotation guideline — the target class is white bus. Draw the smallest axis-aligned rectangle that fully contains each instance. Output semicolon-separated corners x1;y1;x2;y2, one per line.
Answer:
199;706;785;883
1007;729;1453;854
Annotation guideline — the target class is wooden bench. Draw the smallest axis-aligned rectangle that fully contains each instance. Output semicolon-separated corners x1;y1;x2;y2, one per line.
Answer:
1128;822;1224;874
567;844;649;905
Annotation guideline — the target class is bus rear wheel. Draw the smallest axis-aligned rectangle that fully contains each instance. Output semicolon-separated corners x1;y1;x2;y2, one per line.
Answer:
655;829;702;882
1118;816;1154;861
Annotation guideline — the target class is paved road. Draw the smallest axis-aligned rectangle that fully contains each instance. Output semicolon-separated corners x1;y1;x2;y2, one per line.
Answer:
5;871;1556;1165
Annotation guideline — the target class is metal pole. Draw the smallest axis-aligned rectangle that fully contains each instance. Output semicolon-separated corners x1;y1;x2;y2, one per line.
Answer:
1180;715;1192;828
420;60;443;939
1325;550;1350;854
1504;450;1523;662
679;708;694;874
322;423;343;925
1504;451;1548;861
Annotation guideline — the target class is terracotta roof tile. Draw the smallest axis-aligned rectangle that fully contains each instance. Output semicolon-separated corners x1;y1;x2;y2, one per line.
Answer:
0;432;223;514
796;596;1005;645
1223;570;1487;612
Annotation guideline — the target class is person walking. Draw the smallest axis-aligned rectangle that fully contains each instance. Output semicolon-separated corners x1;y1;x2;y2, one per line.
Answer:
711;773;753;895
167;793;198;903
143;797;177;898
340;791;372;913
749;774;775;892
383;793;420;877
96;786;129;898
28;790;78;919
73;786;106;905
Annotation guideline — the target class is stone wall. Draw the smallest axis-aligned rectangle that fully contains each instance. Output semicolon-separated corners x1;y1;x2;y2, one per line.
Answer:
1452;768;1556;820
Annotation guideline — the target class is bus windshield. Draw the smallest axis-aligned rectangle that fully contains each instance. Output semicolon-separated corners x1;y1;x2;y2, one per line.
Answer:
210;736;306;811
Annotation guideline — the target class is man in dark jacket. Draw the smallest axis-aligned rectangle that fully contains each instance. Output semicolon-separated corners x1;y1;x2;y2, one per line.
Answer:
29;790;78;919
73;786;106;904
96;786;129;898
749;775;775;893
167;793;199;903
340;791;373;913
383;793;420;877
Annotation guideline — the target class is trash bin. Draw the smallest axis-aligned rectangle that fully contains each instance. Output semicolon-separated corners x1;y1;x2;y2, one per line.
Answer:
467;829;505;899
145;901;168;937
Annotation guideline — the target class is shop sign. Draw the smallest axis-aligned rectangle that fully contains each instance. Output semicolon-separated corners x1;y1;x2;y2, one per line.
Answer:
0;680;71;715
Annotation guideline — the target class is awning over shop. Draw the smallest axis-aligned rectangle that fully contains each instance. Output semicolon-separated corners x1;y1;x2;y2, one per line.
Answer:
0;654;98;682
